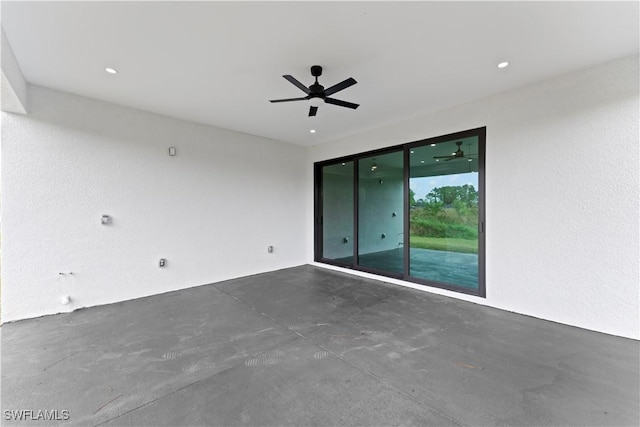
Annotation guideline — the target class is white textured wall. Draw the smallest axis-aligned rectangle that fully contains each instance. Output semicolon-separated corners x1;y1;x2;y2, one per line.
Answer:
307;55;640;339
1;86;307;322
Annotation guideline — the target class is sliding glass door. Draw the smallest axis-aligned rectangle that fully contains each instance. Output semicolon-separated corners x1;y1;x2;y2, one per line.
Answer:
408;136;480;290
319;161;354;264
315;128;485;296
357;150;404;275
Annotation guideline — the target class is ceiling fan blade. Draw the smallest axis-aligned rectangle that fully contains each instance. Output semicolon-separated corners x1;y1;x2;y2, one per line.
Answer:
283;75;310;94
325;97;359;109
269;97;308;103
323;77;357;97
309;106;318;117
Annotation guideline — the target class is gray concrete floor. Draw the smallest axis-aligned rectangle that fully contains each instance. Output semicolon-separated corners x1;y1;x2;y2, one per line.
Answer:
1;265;638;426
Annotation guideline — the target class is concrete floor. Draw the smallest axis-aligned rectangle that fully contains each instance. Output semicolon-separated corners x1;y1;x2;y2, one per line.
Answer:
1;265;638;426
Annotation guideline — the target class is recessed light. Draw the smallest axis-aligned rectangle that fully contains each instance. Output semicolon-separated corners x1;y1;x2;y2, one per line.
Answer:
430;144;436;147
410;150;414;154
310;129;316;133
341;163;346;166
497;61;509;69
436;159;439;162
468;159;472;162
420;160;425;164
105;67;118;74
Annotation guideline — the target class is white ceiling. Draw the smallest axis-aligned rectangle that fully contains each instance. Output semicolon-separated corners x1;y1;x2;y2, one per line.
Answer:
2;1;638;146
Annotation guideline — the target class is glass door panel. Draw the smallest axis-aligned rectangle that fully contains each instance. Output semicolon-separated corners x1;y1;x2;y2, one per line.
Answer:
321;162;354;263
357;151;404;274
409;137;480;289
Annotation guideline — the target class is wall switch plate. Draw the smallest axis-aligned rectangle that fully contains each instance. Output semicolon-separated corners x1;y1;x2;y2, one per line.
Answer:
169;147;176;156
159;259;166;267
101;215;111;225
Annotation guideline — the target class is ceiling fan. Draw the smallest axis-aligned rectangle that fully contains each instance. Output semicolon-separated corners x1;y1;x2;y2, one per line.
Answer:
433;141;476;161
269;65;359;117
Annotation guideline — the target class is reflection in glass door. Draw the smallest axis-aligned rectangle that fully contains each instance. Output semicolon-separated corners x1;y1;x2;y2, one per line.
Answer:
320;162;354;263
357;150;404;275
408;136;480;290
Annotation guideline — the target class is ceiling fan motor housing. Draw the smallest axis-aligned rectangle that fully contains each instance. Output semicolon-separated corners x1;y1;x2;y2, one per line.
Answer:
309;84;325;95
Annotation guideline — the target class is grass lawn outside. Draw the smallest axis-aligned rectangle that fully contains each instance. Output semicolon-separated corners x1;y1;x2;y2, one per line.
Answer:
410;235;477;254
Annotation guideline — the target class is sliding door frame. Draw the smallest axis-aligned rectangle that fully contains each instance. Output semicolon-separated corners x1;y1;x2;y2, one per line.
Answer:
314;127;485;297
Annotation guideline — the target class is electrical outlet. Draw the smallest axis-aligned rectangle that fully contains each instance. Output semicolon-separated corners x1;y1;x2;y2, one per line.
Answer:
159;259;166;267
267;246;274;253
